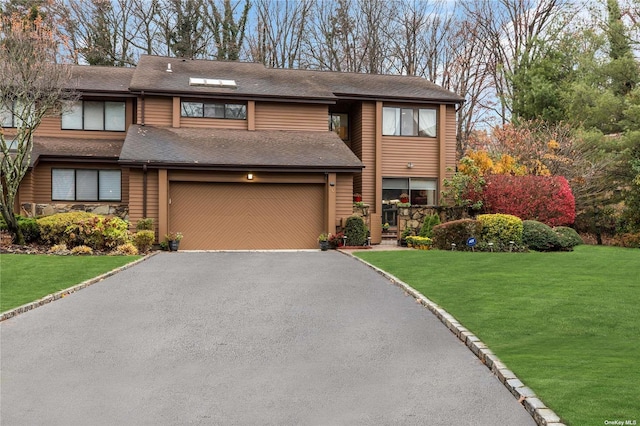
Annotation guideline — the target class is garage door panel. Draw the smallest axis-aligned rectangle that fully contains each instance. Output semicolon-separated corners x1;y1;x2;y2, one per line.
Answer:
170;182;324;250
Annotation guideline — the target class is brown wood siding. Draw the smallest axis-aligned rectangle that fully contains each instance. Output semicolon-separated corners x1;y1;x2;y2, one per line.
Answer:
446;105;457;179
336;173;354;224
350;104;363;195
254;102;328;131
29;162;128;204
17;171;34;210
139;96;172;126
359;102;376;207
381;136;439;177
180;117;247;130
128;168;159;235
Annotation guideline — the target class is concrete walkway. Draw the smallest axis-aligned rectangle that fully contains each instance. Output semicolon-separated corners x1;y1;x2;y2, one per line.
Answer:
0;252;535;425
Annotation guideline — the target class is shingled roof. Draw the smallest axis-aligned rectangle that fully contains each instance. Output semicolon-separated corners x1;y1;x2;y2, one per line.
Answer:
30;137;123;167
67;66;135;95
129;55;463;104
119;125;364;171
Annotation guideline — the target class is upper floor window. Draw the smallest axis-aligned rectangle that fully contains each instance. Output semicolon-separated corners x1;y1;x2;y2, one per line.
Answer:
1;102;15;127
382;107;436;137
1;101;30;128
329;112;349;141
52;168;121;201
181;101;246;120
61;100;126;131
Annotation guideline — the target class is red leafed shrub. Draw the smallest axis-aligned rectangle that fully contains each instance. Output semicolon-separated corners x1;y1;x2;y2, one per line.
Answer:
482;175;576;226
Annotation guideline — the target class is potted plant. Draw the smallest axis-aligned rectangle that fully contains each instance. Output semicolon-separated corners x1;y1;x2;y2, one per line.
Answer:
399;193;410;203
400;227;413;247
165;231;183;251
353;193;362;202
318;233;329;251
382;222;390;232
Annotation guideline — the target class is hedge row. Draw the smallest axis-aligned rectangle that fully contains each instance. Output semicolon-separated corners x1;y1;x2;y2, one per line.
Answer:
2;213;156;253
431;214;583;252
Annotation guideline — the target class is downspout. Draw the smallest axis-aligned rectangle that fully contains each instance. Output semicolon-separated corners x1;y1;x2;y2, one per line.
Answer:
140;90;145;126
142;164;148;218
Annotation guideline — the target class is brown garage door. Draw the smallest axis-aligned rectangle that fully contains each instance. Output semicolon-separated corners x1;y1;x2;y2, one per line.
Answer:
169;182;325;250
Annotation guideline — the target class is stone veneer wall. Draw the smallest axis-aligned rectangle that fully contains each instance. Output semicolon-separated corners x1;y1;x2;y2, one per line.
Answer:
20;203;129;220
351;204;371;231
397;205;473;237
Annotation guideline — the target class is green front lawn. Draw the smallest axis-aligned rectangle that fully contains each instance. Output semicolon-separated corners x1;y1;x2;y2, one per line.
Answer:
356;245;639;426
0;254;140;312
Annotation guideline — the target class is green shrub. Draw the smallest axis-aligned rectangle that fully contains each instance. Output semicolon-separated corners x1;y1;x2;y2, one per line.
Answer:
100;216;129;248
554;226;583;250
431;219;482;251
344;215;368;246
478;213;523;246
419;213;441;238
0;215;41;243
522;220;561;251
136;218;154;231
37;212;129;250
38;212;96;245
132;230;155;252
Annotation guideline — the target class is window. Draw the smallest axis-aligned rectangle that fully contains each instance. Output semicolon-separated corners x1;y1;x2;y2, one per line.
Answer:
1;101;31;128
381;177;437;226
1;102;15;127
382;107;437;137
61;101;126;131
181;101;247;119
52;169;121;201
329;113;349;141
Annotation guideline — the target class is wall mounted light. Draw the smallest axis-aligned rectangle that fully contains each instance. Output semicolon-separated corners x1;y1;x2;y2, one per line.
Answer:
247;173;253;180
407;162;414;169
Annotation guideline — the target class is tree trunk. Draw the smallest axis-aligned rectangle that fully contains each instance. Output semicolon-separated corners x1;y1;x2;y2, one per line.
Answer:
1;208;24;245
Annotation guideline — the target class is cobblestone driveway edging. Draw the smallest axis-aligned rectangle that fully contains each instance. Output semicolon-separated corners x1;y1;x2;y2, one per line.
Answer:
0;252;158;322
345;251;566;426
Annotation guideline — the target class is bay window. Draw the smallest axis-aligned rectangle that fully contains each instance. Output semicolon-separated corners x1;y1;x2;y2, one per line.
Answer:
52;169;121;201
382;107;437;137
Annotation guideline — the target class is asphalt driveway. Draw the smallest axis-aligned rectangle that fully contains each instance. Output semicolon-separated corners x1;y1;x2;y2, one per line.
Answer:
1;251;535;425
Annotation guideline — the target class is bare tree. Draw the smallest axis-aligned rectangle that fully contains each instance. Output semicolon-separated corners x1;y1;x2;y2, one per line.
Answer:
445;18;495;158
165;0;211;58
205;0;250;60
0;11;74;243
128;0;162;56
461;0;566;123
247;0;313;68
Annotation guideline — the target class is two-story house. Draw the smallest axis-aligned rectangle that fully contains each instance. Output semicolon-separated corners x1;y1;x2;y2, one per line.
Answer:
8;55;463;250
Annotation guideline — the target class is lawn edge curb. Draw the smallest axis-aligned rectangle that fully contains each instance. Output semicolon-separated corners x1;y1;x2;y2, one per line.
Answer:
1;252;158;322
343;251;566;426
